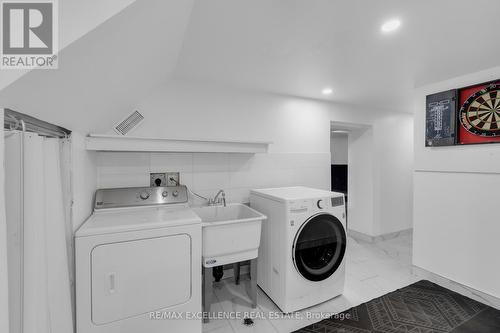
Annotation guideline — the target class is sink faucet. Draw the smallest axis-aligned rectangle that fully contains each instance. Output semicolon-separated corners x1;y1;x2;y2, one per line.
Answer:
209;189;226;207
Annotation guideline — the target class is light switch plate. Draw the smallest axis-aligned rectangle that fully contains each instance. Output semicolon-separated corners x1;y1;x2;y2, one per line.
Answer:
166;172;180;187
150;173;167;187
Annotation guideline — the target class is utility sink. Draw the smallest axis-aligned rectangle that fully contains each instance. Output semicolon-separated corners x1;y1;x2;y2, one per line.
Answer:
192;204;266;267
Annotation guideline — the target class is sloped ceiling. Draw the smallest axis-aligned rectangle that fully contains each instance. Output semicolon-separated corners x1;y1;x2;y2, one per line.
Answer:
0;0;137;90
2;0;500;133
174;0;500;111
0;0;194;133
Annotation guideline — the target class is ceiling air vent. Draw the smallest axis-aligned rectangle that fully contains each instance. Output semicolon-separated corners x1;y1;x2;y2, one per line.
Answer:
113;110;144;135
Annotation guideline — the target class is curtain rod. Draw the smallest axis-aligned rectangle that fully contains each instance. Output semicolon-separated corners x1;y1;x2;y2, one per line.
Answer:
4;108;71;138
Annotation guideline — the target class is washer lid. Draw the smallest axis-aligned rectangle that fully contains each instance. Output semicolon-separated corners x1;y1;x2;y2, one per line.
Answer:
251;186;343;202
75;207;201;237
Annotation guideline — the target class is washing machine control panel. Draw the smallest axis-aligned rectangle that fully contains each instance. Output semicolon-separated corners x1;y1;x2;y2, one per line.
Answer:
316;196;345;210
331;196;344;207
94;185;188;209
288;195;345;214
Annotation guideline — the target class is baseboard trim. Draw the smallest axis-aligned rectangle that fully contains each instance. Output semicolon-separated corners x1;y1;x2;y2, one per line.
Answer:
348;228;412;243
412;265;500;310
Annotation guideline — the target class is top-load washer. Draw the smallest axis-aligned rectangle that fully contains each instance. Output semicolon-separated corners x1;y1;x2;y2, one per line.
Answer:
250;186;347;313
75;185;201;333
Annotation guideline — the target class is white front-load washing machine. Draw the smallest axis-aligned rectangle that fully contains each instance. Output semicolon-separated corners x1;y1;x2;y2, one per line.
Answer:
250;187;346;313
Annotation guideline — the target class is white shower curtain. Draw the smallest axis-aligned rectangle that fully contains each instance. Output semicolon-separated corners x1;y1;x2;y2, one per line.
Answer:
0;109;10;333
5;131;73;333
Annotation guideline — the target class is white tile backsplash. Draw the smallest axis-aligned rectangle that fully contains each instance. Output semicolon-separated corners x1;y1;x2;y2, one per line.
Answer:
178;171;194;189
97;152;150;174
98;172;149;189
96;152;331;203
192;171;231;191
229;171;263;189
150;152;193;173
193;153;230;172
228;153;255;172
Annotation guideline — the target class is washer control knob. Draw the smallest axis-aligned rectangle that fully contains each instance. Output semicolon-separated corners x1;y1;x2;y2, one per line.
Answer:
317;199;324;209
172;190;179;197
162;191;168;198
139;191;150;200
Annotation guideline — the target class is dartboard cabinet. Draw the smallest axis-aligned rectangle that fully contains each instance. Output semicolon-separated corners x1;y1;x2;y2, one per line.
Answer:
457;80;500;145
425;79;500;146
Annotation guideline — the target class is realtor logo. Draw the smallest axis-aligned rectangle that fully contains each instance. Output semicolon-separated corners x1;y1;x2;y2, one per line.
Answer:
1;0;58;69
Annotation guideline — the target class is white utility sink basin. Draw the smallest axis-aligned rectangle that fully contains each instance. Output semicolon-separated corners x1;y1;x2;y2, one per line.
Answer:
192;204;266;267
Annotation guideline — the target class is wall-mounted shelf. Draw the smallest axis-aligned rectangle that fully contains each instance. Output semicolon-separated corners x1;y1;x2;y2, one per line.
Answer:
85;134;271;153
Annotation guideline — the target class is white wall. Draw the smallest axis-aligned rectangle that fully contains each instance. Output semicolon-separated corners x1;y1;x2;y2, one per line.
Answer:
130;81;335;153
330;133;348;164
66;133;97;326
95;80;414;237
413;65;500;298
373;114;414;235
97;81;339;201
346;112;414;237
347;127;374;235
70;133;97;231
0;108;9;333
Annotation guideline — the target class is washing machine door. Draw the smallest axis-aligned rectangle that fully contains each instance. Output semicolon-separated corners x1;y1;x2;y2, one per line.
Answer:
293;213;346;282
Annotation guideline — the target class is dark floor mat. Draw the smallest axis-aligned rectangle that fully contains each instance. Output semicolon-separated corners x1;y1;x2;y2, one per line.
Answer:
294;280;500;333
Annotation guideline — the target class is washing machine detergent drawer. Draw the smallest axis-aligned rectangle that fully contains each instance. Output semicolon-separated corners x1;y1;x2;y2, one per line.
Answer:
91;235;191;325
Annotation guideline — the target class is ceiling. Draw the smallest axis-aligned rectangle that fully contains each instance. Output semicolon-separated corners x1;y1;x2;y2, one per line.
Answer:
0;0;194;133
2;0;500;130
174;0;500;112
0;0;137;90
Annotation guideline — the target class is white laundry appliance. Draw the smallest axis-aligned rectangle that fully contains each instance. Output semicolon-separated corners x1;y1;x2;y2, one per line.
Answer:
75;185;201;333
250;187;347;313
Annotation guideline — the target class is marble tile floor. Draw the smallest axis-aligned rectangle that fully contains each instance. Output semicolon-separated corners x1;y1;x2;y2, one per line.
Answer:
203;233;418;333
202;233;499;333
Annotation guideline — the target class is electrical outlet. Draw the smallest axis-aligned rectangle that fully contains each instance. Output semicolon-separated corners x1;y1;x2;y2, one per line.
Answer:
166;172;180;187
150;173;167;187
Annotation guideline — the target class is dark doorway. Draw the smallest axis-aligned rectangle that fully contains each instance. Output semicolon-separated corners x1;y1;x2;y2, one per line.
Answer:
331;165;347;194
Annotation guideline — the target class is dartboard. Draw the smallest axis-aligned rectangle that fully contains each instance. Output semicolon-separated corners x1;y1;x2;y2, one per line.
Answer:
459;84;500;137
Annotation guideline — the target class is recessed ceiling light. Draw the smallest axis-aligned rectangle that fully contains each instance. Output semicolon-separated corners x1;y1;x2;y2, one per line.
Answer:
322;88;333;95
331;130;350;134
381;19;401;33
